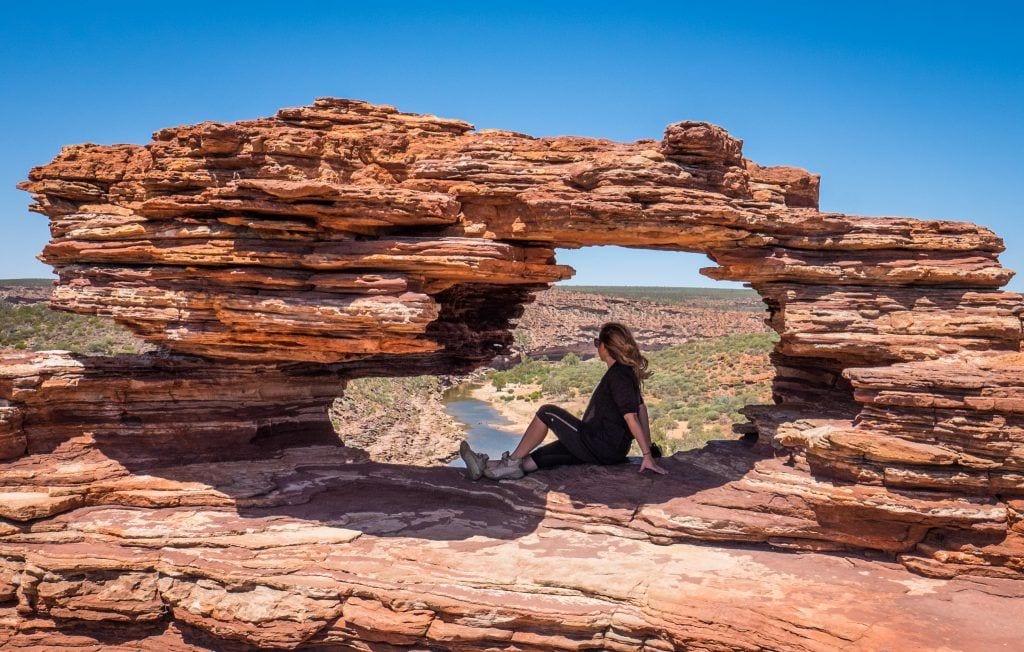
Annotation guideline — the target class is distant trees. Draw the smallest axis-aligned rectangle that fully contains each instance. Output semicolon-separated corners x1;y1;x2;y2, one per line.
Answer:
0;303;150;355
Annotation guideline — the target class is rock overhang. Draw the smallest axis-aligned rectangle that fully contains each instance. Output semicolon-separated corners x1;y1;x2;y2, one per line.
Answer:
18;98;1012;372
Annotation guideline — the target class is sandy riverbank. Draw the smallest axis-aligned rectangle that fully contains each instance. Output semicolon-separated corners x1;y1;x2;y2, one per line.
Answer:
469;382;590;437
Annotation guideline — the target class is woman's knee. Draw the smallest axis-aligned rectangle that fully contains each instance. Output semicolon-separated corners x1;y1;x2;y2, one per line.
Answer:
536;404;557;419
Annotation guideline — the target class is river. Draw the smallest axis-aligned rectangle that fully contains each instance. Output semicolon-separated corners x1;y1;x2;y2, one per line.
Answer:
443;383;523;468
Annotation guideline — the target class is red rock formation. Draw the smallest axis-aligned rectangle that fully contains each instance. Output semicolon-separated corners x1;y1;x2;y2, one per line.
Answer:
2;449;1022;650
4;98;1023;648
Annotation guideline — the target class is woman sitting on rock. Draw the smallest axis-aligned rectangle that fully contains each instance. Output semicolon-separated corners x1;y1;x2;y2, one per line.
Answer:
460;322;669;480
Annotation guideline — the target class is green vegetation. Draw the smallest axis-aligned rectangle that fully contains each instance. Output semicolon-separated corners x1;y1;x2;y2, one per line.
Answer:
484;331;777;454
557;284;763;310
329;375;451;436
0;278;55;287
641;332;776;451
333;375;445;411
0;303;151;355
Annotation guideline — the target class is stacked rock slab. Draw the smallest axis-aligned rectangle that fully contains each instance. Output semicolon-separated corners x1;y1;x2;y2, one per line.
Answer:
2;99;1023;648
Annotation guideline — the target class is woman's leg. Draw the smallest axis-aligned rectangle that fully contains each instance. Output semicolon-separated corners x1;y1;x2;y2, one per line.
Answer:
482;414;546;473
508;404;585;473
509;414;549;460
529;441;586;471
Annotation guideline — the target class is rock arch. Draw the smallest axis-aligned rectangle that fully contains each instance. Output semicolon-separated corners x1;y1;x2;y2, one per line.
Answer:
2;99;1023;648
15;99;1021;480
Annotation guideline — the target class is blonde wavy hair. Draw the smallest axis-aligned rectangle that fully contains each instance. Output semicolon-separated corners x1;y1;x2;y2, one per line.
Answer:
598;322;652;388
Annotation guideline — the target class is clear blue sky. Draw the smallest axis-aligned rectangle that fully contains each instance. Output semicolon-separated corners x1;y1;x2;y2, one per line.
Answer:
2;2;1021;289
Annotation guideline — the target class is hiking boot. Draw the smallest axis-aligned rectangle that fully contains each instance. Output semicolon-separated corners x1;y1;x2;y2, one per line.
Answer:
459;440;489;481
483;451;525;480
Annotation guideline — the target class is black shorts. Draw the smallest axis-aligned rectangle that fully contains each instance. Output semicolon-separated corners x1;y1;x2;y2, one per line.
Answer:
529;404;628;470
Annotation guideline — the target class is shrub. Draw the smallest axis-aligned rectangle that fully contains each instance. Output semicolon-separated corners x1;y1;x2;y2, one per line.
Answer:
0;304;150;355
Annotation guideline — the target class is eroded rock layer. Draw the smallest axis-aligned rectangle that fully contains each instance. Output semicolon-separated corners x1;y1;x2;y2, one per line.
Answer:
4;99;1024;648
20;99;1014;368
2;437;1022;651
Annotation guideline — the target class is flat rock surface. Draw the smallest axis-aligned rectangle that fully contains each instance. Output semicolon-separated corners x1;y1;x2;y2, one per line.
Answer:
1;441;1021;650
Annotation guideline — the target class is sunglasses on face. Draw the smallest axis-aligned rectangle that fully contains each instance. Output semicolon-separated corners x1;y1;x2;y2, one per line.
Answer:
593;338;602;348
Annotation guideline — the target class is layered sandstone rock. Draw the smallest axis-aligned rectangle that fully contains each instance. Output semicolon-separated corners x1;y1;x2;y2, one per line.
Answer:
2;448;1023;651
4;98;1023;648
0;350;346;458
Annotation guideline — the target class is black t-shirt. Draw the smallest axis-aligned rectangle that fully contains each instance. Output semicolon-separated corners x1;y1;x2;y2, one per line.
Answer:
580;361;645;462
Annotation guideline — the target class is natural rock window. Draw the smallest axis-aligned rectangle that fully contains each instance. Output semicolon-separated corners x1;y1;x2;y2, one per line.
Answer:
2;99;1022;649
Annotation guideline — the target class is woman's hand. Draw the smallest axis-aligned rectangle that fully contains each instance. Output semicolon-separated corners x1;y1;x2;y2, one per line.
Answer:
639;454;668;475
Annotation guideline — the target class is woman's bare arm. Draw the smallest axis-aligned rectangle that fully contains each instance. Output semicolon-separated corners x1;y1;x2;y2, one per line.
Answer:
624;412;668;474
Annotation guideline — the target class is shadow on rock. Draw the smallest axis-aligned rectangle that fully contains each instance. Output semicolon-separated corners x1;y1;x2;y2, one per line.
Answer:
81;429;769;544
